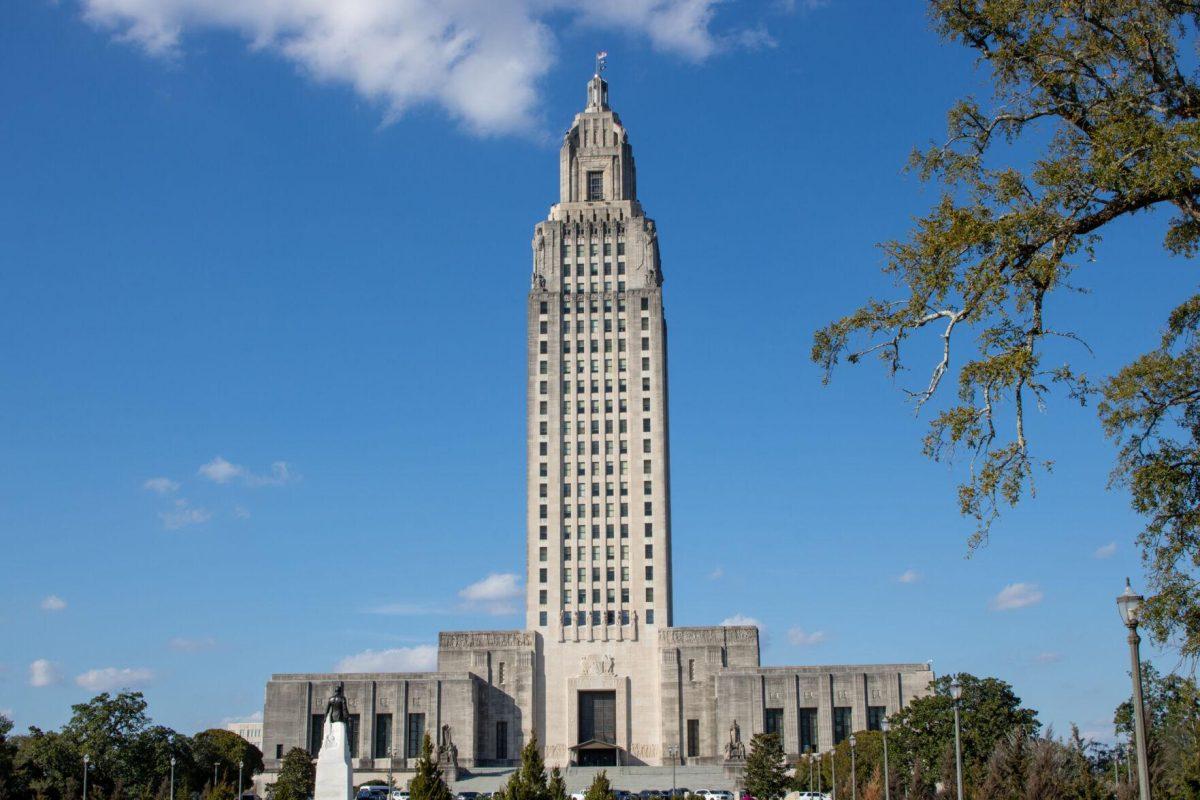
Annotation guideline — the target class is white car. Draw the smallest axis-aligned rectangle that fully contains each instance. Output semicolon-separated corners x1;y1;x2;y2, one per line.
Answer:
701;793;734;800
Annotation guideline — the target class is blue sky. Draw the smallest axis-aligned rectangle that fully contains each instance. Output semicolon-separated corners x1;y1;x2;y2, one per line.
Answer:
0;0;1183;743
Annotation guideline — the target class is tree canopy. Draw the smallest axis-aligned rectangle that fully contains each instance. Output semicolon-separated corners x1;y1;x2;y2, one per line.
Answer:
812;0;1200;656
743;733;790;800
408;735;451;800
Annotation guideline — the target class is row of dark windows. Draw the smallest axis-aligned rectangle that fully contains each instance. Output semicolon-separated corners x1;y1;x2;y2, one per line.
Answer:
761;705;889;752
563;261;625;277
538;297;651;315
561;609;653;626
306;712;425;760
559;240;625;257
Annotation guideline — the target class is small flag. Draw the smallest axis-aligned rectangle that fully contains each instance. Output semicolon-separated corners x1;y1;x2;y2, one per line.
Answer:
596;51;608;72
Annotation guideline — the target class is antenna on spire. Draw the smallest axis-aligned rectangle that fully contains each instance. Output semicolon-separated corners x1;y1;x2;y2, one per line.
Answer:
594;50;608;77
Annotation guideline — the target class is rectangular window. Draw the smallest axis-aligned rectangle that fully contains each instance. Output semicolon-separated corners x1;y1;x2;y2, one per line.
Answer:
585;170;604;199
765;708;784;750
275;744;283;760
406;713;425;758
687;719;700;758
309;714;325;756
833;707;852;745
496;720;508;760
539;610;547;626
868;706;886;731
374;713;393;758
645;609;655;624
350;715;365;758
800;708;818;753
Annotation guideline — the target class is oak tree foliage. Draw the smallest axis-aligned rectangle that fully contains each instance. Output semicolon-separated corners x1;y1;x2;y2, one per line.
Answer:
812;0;1200;655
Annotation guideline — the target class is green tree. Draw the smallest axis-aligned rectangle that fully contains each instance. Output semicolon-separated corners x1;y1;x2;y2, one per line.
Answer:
14;727;82;800
811;0;1200;656
192;728;264;795
888;674;1039;791
547;767;567;800
582;771;613;800
268;749;313;800
743;733;789;800
1114;663;1200;798
0;713;25;800
408;735;451;800
497;734;549;800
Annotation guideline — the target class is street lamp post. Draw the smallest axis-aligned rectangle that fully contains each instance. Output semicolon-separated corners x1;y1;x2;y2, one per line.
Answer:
213;763;219;793
82;754;89;800
666;745;678;798
816;753;822;797
808;751;814;793
849;735;857;800
1117;578;1153;800
950;681;965;800
831;746;837;800
237;760;243;800
881;720;891;800
170;757;176;800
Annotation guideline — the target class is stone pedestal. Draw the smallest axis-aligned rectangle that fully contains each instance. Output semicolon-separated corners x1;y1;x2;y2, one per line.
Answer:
315;721;353;800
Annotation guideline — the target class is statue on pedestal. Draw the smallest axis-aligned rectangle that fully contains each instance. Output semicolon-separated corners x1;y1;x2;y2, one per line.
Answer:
724;719;746;760
314;683;353;800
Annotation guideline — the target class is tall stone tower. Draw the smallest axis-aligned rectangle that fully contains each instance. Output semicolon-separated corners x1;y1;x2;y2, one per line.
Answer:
526;71;674;765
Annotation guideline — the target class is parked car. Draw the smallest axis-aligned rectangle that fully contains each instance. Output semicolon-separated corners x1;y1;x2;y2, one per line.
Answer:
699;792;733;800
390;792;409;800
457;793;482;800
357;788;390;800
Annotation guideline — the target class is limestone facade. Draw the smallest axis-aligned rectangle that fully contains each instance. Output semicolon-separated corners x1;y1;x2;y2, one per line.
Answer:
257;73;934;786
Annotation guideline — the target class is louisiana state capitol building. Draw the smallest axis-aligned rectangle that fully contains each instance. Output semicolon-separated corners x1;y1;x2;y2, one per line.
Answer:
258;73;933;786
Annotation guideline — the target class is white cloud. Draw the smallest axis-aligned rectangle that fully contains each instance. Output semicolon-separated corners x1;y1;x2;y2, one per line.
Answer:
232;505;251;519
198;456;295;487
709;567;724;580
787;627;826;646
1033;651;1062;664
76;0;767;135
458;573;522;615
991;582;1044;611
198;456;244;484
40;595;68;612
29;659;62;688
169;636;217;652
335;645;437;673
721;613;762;629
897;569;921;584
142;477;180;495
159;498;212;530
1094;542;1117;559
221;710;264;726
75;667;155;691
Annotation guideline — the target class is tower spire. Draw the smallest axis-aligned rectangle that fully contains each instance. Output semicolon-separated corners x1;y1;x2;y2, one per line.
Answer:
587;51;609;112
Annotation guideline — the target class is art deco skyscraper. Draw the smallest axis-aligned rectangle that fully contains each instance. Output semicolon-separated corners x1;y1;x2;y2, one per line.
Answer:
526;72;673;638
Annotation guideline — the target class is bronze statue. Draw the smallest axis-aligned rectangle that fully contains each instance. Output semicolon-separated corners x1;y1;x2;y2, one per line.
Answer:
325;682;351;724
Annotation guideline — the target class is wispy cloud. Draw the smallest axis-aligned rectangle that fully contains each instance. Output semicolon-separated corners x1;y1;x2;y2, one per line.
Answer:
1094;542;1117;559
198;456;295;487
787;627;826;646
29;659;62;688
991;582;1044;611
721;613;763;629
335;646;437;673
75;667;155;691
709;567;724;580
897;569;921;584
159;498;211;530
76;0;777;136
458;573;522;615
40;595;67;612
142;477;180;495
169;636;217;652
1033;651;1062;664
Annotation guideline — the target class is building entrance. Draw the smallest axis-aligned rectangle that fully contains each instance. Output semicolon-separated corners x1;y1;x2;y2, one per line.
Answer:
577;690;617;765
